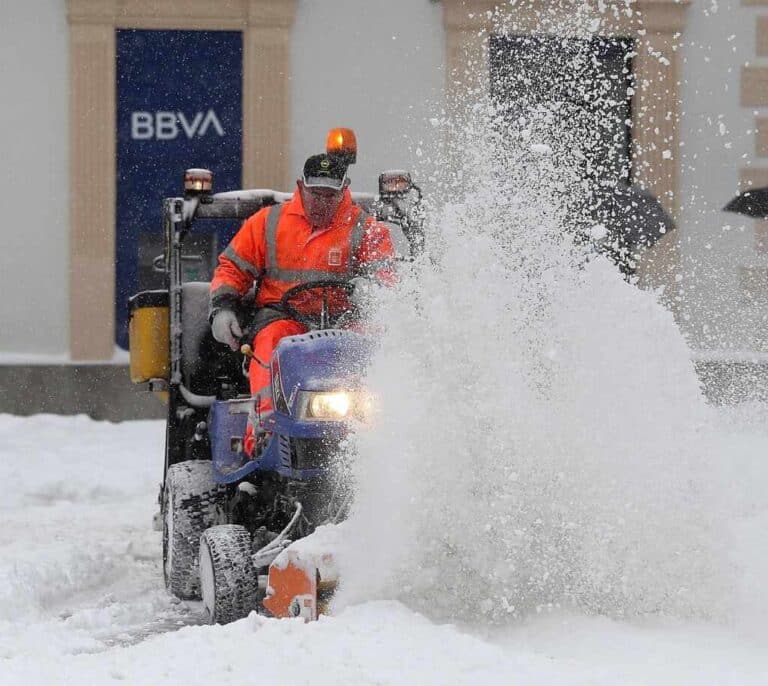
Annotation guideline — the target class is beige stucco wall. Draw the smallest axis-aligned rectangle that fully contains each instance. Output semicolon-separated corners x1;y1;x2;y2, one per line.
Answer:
675;0;768;351
290;0;445;193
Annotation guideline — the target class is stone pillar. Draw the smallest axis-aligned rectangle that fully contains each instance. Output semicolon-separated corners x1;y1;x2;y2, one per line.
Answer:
443;1;493;103
68;7;117;360
243;1;297;189
631;0;689;216
631;1;689;292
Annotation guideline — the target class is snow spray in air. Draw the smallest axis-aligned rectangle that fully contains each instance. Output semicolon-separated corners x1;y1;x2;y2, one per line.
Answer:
335;1;728;623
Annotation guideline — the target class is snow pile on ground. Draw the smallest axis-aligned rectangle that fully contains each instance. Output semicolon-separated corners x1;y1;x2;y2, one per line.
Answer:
0;415;193;660
1;413;767;685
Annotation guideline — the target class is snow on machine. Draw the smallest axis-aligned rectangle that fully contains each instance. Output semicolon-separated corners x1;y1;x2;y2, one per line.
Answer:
128;129;422;623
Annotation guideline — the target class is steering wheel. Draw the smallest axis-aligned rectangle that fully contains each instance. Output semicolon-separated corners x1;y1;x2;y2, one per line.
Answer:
278;279;358;330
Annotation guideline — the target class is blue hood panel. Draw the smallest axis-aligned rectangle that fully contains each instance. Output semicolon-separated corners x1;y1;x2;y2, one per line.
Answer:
275;329;375;402
209;329;376;484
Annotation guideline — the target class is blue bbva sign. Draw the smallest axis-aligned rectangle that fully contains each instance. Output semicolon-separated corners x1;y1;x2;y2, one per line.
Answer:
116;29;243;350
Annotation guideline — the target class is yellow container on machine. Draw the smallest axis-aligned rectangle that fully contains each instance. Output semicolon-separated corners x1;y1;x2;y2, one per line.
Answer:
128;290;170;384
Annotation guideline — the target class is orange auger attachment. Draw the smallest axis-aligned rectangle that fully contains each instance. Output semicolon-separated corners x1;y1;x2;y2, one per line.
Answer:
262;527;341;621
263;552;319;620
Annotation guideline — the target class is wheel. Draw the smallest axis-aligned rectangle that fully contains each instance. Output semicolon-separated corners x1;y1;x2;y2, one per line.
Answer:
163;460;226;600
199;524;262;624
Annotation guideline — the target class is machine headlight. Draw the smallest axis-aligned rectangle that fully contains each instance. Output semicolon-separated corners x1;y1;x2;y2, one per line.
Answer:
309;392;351;419
296;391;372;421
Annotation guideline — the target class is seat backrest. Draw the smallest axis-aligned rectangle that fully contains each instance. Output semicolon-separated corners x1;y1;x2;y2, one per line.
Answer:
180;281;250;397
181;282;220;395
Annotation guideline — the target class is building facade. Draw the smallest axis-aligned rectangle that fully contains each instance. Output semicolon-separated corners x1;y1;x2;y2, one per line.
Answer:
0;0;765;368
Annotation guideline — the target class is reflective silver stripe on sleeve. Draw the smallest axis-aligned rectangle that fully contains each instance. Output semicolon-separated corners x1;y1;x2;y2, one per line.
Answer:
222;245;262;278
263;267;351;282
349;211;369;276
265;204;283;269
210;285;241;300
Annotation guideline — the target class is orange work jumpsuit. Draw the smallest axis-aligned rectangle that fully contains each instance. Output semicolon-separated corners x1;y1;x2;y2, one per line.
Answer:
210;188;395;454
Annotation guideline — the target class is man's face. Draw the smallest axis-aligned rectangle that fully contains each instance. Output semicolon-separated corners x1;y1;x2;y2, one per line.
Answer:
298;179;345;229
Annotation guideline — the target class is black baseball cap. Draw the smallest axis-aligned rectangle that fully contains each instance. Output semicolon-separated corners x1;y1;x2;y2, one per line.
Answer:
303;153;348;190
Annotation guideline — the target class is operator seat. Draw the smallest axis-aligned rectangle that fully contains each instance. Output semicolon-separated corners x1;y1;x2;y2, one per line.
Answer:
180;282;247;396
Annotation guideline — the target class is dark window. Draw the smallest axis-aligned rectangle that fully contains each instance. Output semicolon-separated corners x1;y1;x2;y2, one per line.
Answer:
489;34;634;184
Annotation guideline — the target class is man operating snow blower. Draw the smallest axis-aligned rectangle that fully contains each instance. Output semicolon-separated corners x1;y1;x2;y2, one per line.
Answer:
129;126;424;624
209;143;396;458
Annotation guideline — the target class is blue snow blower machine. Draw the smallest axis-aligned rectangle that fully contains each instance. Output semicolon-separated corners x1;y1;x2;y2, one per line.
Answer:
128;128;422;624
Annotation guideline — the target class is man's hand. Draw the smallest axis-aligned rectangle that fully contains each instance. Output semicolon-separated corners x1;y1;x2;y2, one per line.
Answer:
211;309;243;351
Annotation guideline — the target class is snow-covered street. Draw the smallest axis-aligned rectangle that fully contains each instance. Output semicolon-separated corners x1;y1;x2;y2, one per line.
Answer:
4;0;768;682
1;411;766;685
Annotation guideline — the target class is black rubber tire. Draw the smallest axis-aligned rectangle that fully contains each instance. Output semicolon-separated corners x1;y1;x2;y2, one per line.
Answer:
199;525;262;625
163;460;226;600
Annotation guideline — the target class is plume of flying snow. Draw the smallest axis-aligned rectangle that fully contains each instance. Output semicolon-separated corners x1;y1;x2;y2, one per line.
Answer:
334;0;729;624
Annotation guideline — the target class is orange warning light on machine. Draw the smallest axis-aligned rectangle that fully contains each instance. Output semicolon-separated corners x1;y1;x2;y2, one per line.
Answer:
326;127;357;164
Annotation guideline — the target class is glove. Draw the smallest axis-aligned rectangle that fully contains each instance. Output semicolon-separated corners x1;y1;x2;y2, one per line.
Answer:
211;309;243;351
